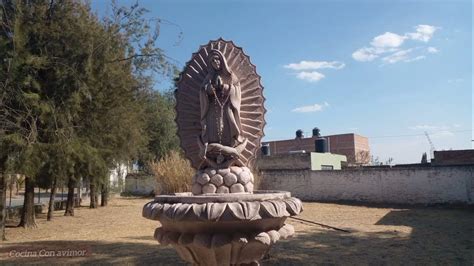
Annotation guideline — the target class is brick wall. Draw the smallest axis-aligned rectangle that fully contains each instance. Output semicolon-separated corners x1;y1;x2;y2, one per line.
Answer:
434;150;474;166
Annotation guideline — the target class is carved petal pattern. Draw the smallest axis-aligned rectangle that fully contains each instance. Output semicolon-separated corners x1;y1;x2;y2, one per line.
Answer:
206;203;228;221
143;197;302;221
193;203;207;220
283;197;303;215
227;202;261;220
164;203;182;219
165;203;193;220
242;201;261;220
152;224;295;265
260;200;290;218
151;203;165;220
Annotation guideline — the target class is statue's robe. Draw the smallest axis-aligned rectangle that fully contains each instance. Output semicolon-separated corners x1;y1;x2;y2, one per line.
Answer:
199;74;243;148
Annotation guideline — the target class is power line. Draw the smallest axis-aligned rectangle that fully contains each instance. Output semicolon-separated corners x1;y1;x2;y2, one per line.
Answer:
369;129;471;139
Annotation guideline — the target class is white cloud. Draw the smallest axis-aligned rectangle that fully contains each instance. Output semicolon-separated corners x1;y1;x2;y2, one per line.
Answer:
404;55;426;63
292;102;329;113
371;32;406;48
284;60;345;70
427;47;439;53
353;24;439;64
409;124;454;131
381;48;427;64
352;46;399;62
284;60;344;83
407;25;438;42
382;49;413;64
296;71;325;82
432;130;455;138
409;125;440;130
352;47;379;62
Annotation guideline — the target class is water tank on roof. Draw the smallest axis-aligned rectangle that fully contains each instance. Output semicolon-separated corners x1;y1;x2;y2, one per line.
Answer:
261;143;270;156
296;129;304;139
315;138;328;153
312;127;321;137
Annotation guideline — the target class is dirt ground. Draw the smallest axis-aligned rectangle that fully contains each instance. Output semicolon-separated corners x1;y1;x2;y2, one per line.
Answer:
0;197;472;265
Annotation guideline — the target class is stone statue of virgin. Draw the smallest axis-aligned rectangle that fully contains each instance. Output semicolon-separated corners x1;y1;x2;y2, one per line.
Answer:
175;39;266;170
199;49;247;168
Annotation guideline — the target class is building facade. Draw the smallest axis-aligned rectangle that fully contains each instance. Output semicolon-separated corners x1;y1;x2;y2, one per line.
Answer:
262;133;370;165
433;149;474;166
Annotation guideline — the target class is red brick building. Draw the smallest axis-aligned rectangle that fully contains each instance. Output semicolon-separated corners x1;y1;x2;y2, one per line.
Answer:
433;149;474;166
262;133;370;165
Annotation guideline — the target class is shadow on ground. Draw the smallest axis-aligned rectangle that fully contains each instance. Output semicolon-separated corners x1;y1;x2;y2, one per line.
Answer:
1;207;472;265
267;208;473;265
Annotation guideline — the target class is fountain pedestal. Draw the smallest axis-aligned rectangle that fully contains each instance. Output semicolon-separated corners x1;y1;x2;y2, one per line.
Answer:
143;39;304;265
143;191;302;265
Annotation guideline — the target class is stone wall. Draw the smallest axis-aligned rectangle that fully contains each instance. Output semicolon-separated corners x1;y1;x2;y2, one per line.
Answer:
124;174;157;196
259;165;474;205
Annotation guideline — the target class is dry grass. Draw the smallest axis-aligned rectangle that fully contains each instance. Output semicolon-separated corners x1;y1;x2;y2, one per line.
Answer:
1;197;472;265
151;151;194;194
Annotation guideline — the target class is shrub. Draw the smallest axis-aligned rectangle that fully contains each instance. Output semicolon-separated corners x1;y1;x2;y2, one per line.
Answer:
151;150;194;194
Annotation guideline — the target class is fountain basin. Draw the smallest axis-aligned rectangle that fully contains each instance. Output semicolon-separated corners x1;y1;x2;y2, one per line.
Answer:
143;190;303;265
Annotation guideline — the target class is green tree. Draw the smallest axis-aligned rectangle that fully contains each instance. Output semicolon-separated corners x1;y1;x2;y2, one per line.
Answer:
77;1;178;205
0;0;179;230
0;0;52;228
137;89;179;171
421;152;428;164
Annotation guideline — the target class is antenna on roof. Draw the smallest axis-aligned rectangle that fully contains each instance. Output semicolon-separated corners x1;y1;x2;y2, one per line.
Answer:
424;131;436;160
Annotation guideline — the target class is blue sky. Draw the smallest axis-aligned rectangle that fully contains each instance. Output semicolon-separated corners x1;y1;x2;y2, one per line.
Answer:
92;0;472;164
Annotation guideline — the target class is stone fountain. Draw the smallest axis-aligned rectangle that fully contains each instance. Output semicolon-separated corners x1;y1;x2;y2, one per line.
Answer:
143;39;303;265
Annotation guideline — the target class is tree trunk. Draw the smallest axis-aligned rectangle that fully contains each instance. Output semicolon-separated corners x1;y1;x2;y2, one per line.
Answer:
15;176;19;195
47;177;57;221
37;187;41;204
89;183;97;208
0;173;6;240
100;183;108;207
9;178;12;207
19;177;36;228
76;178;82;207
64;178;75;216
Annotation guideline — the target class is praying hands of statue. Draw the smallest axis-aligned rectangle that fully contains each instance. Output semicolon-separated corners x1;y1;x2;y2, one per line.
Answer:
216;76;231;93
205;80;215;95
206;75;227;95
